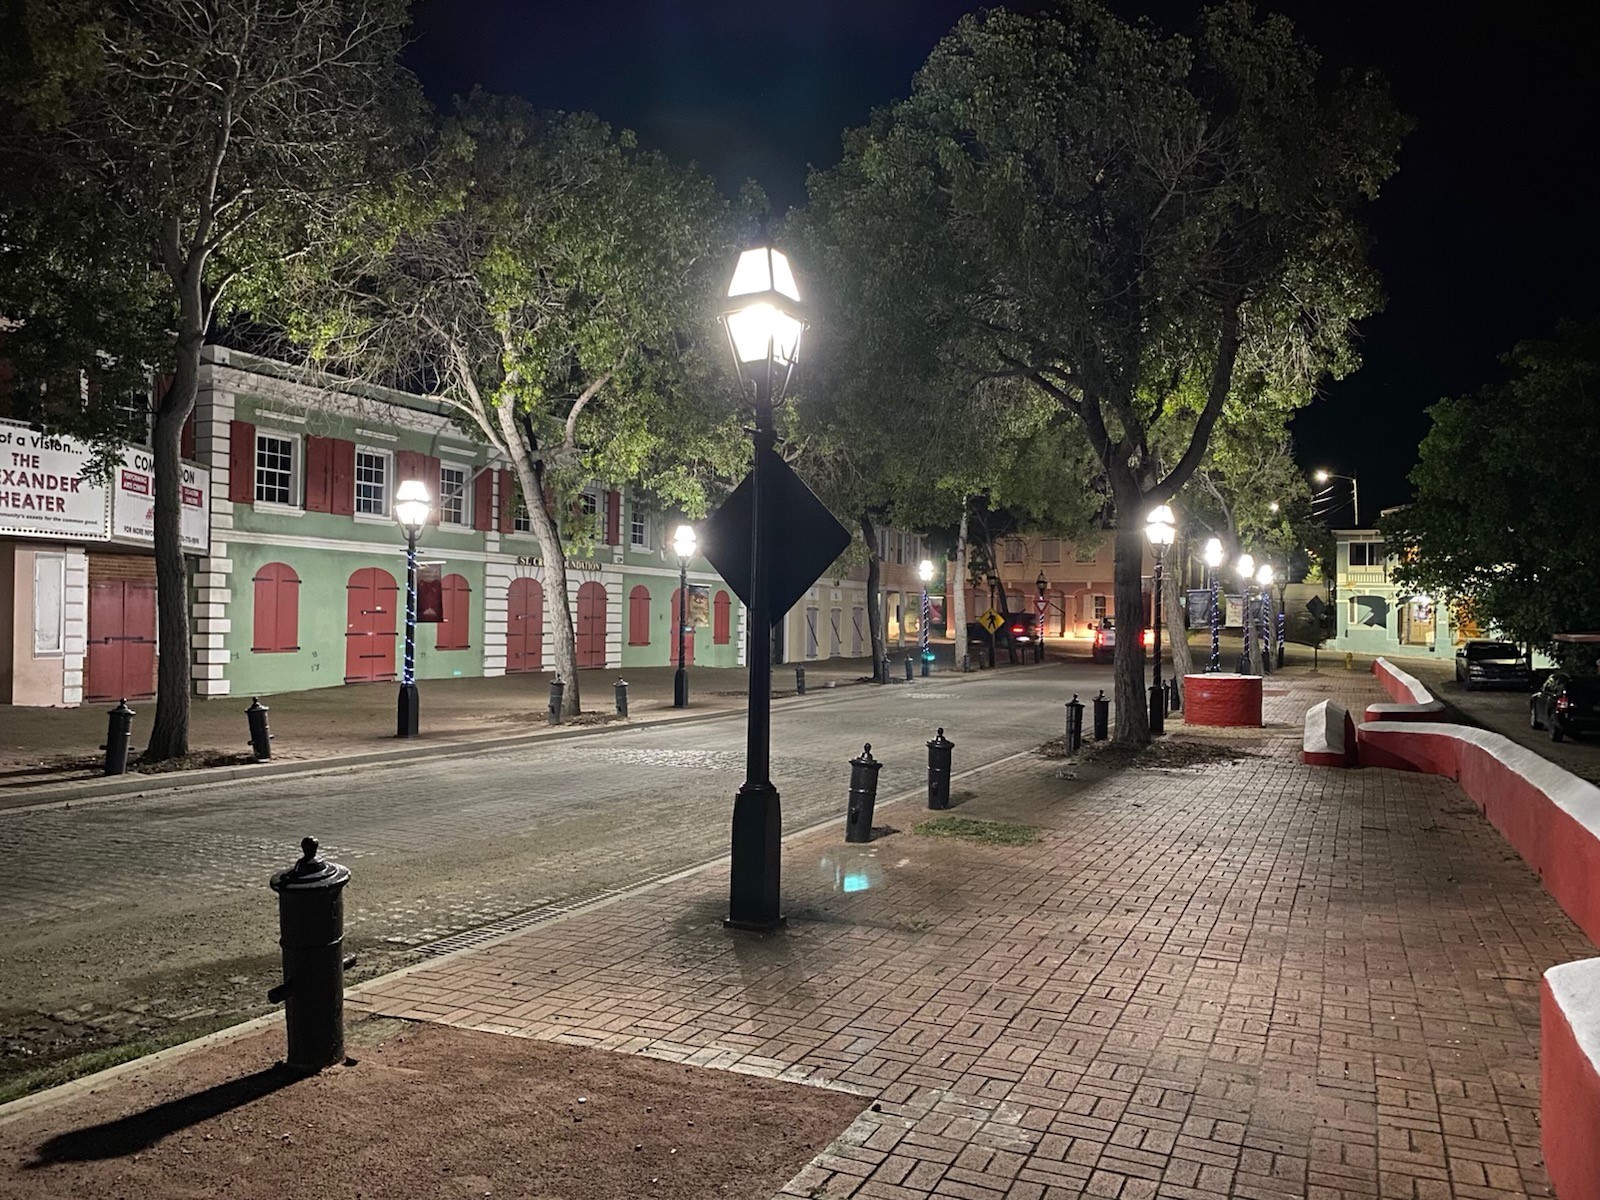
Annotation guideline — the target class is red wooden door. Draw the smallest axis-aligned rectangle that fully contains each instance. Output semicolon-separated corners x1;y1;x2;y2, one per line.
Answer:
506;577;543;673
669;587;695;665
576;581;607;669
85;580;158;702
345;567;398;682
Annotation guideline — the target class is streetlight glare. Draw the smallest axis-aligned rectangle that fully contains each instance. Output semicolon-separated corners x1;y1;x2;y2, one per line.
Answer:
727;246;800;302
918;558;934;582
1144;504;1176;546
725;303;805;364
1313;469;1330;483
394;479;431;533
1204;536;1224;567
673;524;697;560
1236;553;1255;579
1256;563;1274;587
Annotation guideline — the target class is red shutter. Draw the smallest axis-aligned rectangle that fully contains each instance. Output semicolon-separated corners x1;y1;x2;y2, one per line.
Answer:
228;420;255;504
278;567;300;651
714;590;731;645
253;563;300;652
304;436;333;512
628;585;651;645
437;574;470;650
395;449;425;485
329;439;356;516
498;469;514;533
605;489;621;545
472;469;494;531
424;454;442;524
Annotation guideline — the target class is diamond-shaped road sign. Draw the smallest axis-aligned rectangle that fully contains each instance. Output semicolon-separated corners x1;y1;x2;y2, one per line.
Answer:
701;448;852;618
978;609;1005;634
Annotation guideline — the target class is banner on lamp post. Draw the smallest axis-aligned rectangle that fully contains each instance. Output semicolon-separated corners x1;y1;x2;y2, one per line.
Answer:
416;562;443;623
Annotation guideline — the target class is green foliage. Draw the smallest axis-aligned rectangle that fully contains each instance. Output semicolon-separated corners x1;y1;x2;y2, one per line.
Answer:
1385;319;1600;661
913;817;1041;846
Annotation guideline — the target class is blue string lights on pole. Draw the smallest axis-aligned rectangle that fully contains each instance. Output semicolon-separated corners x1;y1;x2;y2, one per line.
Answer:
1235;553;1255;674
918;559;933;676
1255;562;1275;675
1204;538;1223;672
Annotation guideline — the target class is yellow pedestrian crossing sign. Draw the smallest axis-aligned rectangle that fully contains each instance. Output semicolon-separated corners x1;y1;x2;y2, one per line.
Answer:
978;609;1005;634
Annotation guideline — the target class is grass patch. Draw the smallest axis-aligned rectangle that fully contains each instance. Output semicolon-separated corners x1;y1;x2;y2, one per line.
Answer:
914;817;1040;846
0;1015;242;1107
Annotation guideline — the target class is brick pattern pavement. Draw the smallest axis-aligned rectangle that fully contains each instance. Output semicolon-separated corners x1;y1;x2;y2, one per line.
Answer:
354;672;1594;1200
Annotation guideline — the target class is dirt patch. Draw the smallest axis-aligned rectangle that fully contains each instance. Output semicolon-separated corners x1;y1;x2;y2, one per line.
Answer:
0;1017;866;1200
1077;737;1260;770
914;816;1040;846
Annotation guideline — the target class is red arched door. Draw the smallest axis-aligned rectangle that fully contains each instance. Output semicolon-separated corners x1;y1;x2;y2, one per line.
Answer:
85;579;157;701
345;567;398;682
506;577;543;673
669;587;695;665
576;581;607;668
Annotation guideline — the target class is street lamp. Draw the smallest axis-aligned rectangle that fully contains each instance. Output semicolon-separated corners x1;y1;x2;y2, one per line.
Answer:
1204;537;1224;672
673;524;697;708
918;559;934;676
1235;553;1255;674
1145;504;1176;735
393;479;431;738
719;243;807;932
1035;570;1048;663
1256;562;1275;675
1313;468;1360;526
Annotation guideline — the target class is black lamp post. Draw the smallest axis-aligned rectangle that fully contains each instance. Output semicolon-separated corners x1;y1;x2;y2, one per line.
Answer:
719;244;807;932
393;479;431;738
1145;505;1175;735
918;558;933;675
1035;570;1048;662
1235;553;1256;674
673;523;696;708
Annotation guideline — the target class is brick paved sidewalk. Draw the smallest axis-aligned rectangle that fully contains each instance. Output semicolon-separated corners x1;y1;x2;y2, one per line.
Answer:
350;667;1592;1200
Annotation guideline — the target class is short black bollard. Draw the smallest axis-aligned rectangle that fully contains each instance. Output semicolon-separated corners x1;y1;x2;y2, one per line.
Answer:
1065;694;1084;754
920;653;930;678
845;743;882;843
926;727;954;810
548;678;565;726
614;677;629;717
1169;678;1182;713
102;698;135;776
904;655;914;682
961;653;970;674
246;696;273;762
1092;690;1110;741
796;665;807;695
268;837;355;1074
880;655;890;685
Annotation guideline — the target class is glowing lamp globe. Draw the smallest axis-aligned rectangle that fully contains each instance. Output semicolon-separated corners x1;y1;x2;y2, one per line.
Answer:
1144;504;1176;548
1204;537;1224;568
394;479;430;536
673;524;697;561
722;246;806;367
918;559;934;583
1235;553;1255;581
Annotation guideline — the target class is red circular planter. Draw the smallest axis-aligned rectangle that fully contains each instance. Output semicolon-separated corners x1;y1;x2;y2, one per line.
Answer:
1183;673;1262;727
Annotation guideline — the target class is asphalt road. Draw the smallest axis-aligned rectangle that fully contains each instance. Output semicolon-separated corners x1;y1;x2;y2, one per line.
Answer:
0;660;1113;1094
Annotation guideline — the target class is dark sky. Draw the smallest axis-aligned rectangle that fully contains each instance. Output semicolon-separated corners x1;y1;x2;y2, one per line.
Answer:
406;0;1600;522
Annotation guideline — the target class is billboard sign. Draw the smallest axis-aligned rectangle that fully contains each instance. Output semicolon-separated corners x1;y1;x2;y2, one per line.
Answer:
0;420;111;539
111;448;210;553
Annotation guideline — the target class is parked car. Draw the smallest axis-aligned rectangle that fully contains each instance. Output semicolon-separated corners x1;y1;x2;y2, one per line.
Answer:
1090;616;1155;664
1454;640;1531;691
1529;673;1600;742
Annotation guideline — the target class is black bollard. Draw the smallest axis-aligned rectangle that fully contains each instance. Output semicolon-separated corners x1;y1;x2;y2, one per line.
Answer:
246;697;273;762
268;837;355;1074
614;677;629;717
904;655;914;682
961;653;970;674
845;743;882;843
1065;694;1084;754
102;698;135;776
796;665;807;695
920;653;930;678
926;727;954;810
1169;678;1182;713
548;678;565;726
880;655;890;684
1092;690;1110;741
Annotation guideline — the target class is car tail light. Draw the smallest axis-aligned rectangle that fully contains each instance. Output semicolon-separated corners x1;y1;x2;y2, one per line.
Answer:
1094;630;1103;645
1010;624;1023;635
1556;694;1571;713
1142;629;1154;648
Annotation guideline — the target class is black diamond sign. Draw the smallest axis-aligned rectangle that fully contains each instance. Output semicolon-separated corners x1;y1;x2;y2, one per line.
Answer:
701;448;852;618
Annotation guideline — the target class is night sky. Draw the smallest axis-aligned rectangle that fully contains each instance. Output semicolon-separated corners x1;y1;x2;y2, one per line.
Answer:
406;0;1600;521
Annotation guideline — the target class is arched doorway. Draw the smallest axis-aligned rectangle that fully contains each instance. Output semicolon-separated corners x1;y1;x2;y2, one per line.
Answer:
345;567;398;682
576;580;607;668
506;577;543;673
669;587;695;666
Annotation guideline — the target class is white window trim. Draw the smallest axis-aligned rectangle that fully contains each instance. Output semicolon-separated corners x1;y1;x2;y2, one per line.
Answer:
254;429;302;510
354;445;392;518
439;461;472;528
32;552;66;657
630;505;650;550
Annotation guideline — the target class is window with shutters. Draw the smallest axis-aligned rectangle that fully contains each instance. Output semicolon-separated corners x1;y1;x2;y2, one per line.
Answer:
439;464;468;526
513;491;531;533
436;573;471;650
252;563;300;652
627;585;651;645
1093;594;1108;620
714;590;731;645
1041;539;1061;563
630;507;649;549
1004;538;1024;563
354;448;389;515
255;432;298;506
579;490;602;539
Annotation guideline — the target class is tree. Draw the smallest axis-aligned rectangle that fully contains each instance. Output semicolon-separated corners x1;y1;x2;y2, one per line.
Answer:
1;0;417;757
806;0;1404;742
1385;319;1600;665
290;93;740;715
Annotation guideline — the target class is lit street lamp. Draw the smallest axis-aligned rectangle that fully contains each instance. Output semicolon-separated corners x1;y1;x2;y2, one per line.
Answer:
918;559;934;676
1256;562;1275;675
1313;468;1360;526
394;479;431;738
1204;537;1224;672
719;243;807;931
1235;553;1255;674
1145;505;1176;735
673;524;697;708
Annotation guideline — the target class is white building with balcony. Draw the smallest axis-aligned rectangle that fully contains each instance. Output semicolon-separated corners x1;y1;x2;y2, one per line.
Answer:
1328;527;1456;659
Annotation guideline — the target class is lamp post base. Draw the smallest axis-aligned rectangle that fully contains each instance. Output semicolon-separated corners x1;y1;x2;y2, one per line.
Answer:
727;781;783;931
1147;684;1165;736
396;682;419;739
673;667;689;709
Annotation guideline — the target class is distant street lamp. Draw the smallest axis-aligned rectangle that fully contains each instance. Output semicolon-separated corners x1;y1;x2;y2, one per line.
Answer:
1256;562;1276;675
1204;537;1224;672
1235;553;1256;674
393;479;431;739
1035;570;1048;663
919;559;934;676
1145;505;1176;735
719;244;807;932
673;524;697;708
1313;468;1360;526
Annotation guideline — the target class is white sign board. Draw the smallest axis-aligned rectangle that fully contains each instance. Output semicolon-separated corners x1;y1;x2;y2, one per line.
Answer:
0;419;111;539
112;448;210;553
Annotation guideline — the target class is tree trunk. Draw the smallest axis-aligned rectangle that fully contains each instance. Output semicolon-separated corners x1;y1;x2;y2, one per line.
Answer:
144;331;201;761
860;512;886;679
952;505;969;668
1111;518;1150;745
1164;556;1193;698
